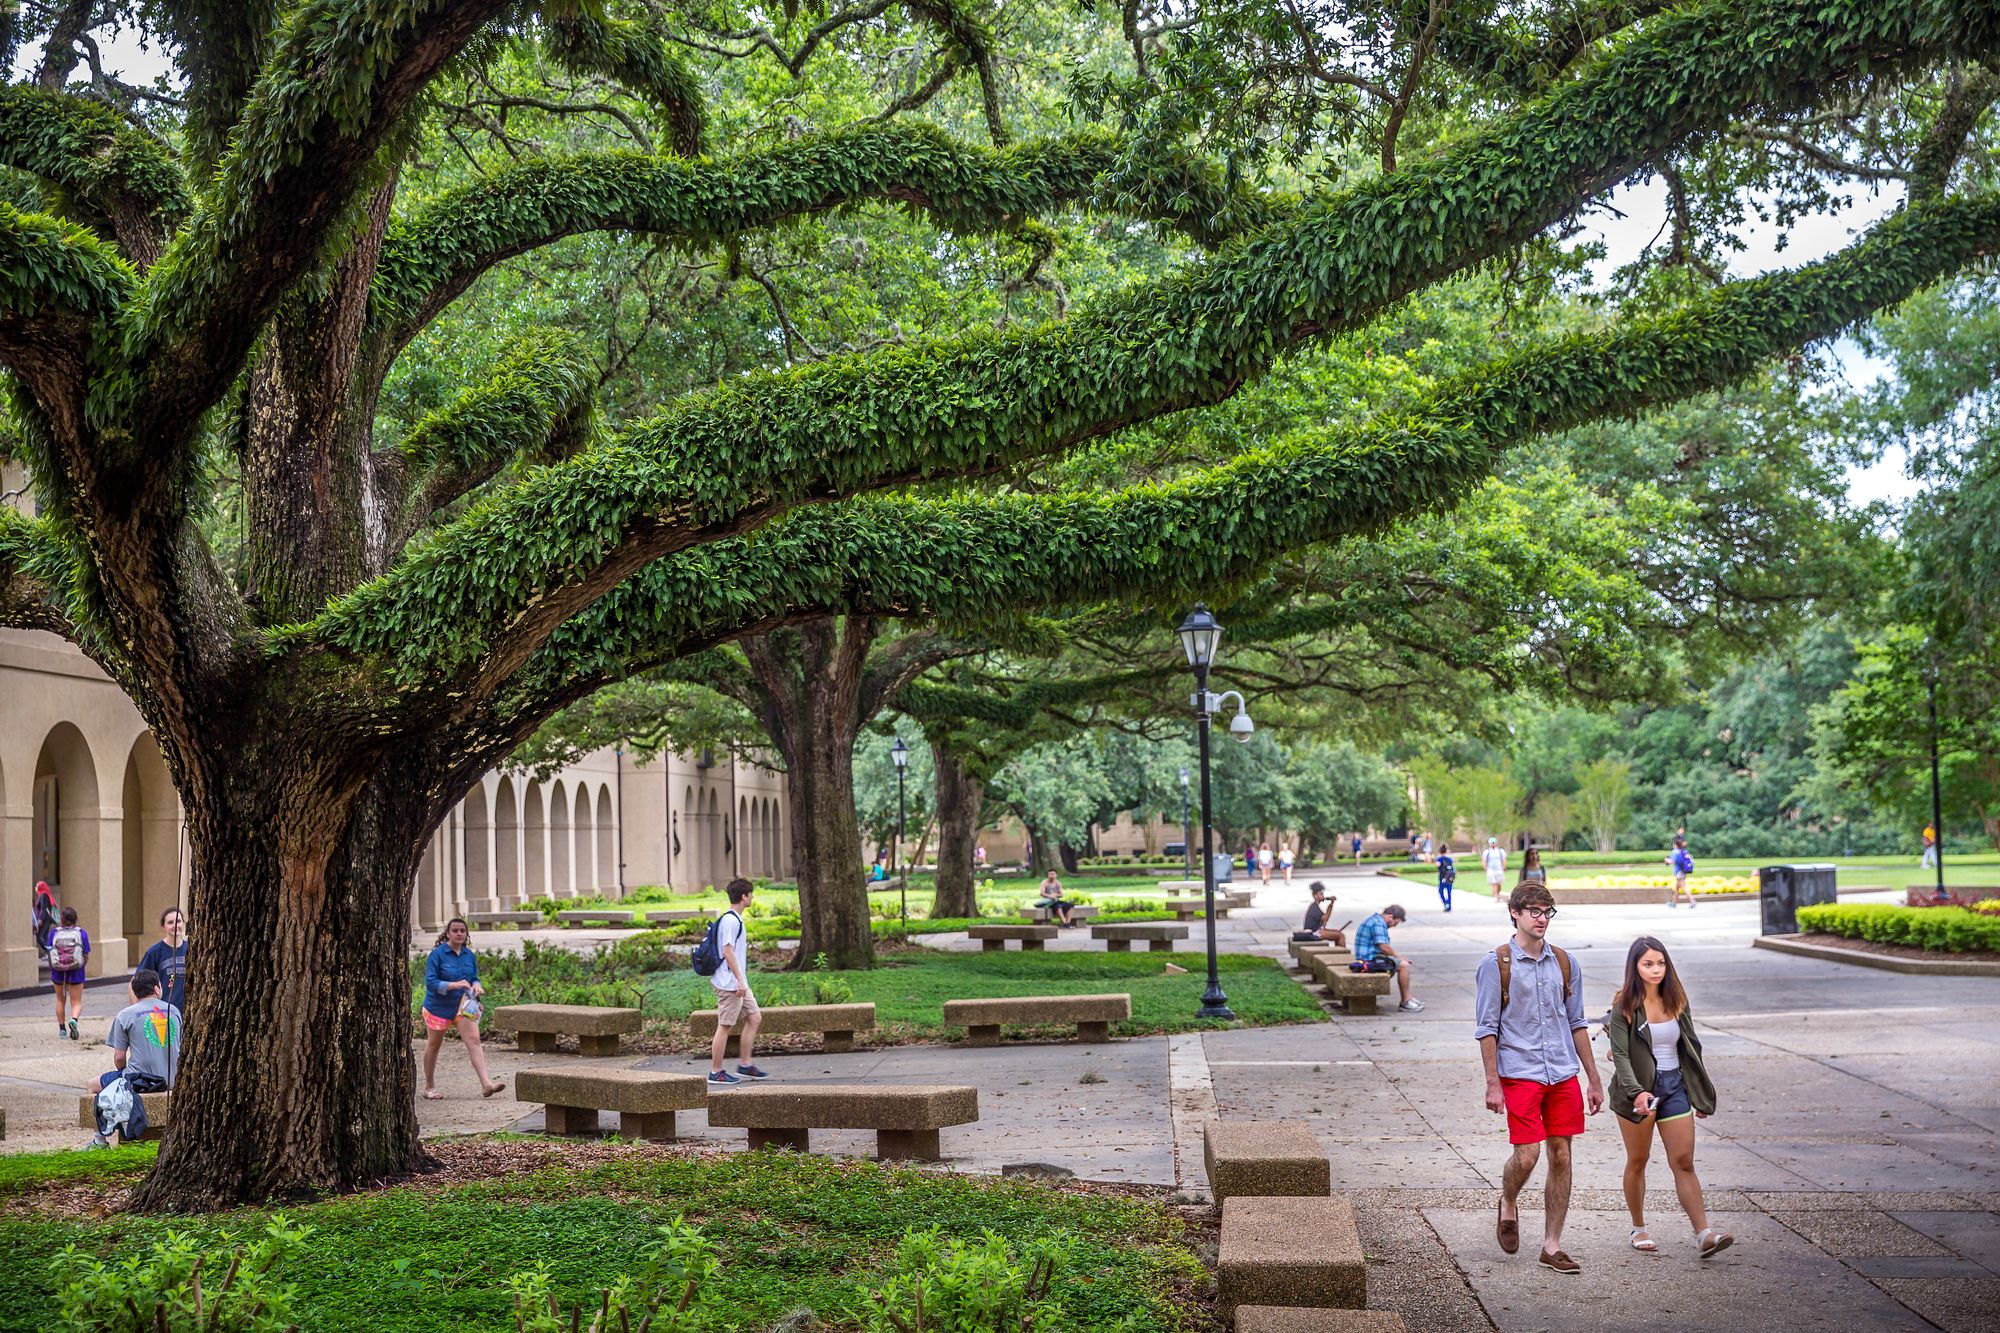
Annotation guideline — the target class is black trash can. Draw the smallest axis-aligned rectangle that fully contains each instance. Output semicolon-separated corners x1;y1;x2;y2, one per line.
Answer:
1211;852;1235;885
1759;863;1837;936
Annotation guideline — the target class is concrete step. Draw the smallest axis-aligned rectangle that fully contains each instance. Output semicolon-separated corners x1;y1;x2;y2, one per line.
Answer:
1219;1195;1365;1319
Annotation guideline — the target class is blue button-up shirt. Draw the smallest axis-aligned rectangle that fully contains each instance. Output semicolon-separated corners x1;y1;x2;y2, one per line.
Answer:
1473;940;1587;1084
424;942;480;1020
1352;913;1391;962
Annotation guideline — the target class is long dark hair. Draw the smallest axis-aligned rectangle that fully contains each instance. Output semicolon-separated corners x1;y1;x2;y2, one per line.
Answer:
434;917;469;948
1613;935;1687;1022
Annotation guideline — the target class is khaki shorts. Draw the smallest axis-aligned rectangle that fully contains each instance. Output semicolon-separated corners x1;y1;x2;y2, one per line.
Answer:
714;988;760;1027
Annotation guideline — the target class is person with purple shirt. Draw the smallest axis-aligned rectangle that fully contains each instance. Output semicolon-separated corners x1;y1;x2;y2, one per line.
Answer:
47;905;89;1040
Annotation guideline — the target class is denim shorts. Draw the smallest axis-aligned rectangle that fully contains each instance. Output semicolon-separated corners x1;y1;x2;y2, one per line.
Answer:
1650;1066;1693;1120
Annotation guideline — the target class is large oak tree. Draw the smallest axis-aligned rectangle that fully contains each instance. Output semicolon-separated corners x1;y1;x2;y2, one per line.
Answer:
4;0;2000;1208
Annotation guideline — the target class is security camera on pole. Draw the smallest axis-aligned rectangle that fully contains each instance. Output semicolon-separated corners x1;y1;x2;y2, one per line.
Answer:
1176;604;1254;1022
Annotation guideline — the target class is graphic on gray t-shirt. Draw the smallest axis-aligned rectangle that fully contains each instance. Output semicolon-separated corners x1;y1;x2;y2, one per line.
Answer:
109;1000;183;1087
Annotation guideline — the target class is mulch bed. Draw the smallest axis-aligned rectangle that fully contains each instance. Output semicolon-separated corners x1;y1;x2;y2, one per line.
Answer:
1795;932;2000;965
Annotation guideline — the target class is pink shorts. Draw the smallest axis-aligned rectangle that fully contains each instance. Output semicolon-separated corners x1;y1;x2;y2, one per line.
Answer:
423;1009;457;1032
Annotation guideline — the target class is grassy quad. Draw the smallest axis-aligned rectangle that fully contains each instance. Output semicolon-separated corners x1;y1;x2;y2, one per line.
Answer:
1386;851;2000;895
0;1143;1210;1332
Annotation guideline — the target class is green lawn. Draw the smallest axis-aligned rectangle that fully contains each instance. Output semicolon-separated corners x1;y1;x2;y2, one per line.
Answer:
0;1144;1209;1332
1389;852;2000;893
647;949;1325;1043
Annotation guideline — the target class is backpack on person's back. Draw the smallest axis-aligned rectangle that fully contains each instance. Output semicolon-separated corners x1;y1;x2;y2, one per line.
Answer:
48;925;84;971
690;910;742;977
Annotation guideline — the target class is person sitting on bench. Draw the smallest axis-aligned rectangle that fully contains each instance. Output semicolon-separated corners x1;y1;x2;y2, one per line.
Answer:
1293;883;1348;946
1038;871;1078;926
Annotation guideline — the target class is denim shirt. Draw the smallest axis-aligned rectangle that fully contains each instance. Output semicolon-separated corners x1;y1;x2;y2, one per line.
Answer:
424;943;479;1019
1472;939;1587;1084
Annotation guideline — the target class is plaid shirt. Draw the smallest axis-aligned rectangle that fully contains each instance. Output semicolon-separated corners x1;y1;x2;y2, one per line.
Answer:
1353;913;1392;962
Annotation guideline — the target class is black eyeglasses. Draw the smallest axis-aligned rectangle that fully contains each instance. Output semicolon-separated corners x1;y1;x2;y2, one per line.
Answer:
1520;907;1558;920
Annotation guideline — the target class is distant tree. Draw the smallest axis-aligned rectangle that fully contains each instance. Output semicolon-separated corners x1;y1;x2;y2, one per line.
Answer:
1575;759;1636;853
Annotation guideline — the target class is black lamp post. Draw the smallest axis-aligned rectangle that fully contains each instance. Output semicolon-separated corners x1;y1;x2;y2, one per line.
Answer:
891;737;910;922
1178;604;1254;1022
1180;766;1192;880
1926;652;1948;903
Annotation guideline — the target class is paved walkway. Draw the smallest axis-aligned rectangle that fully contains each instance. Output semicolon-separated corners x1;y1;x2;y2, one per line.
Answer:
3;868;1994;1329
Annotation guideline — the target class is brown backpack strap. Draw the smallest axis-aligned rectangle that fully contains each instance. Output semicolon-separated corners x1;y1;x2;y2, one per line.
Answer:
1494;945;1511;1010
1554;946;1572;1001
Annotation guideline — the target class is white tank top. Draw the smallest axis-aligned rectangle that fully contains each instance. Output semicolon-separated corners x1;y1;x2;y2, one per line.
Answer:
1649;1016;1681;1072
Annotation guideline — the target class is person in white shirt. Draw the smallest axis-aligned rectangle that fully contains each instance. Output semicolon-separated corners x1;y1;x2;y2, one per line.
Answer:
707;879;767;1085
1482;837;1508;900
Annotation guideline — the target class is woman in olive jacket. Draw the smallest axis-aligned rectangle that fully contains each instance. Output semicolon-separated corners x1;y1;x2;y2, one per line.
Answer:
1606;935;1733;1258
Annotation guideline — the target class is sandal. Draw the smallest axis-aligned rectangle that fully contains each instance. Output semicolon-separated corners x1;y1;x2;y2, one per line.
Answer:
482;1080;507;1099
421;1090;444;1101
1698;1228;1734;1258
1630;1227;1657;1252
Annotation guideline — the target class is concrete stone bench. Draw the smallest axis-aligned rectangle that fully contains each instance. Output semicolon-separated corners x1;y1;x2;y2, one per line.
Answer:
78;1091;170;1141
942;993;1131;1046
1219;1195;1365;1319
467;911;541;929
1235;1309;1407;1332
516;1067;706;1140
556;909;637;928
1168;899;1230;920
1301;951;1355;983
491;1003;644;1056
705;1083;977;1161
1289;939;1350;962
1018;904;1100;923
967;924;1058;951
865;876;907;891
1319;967;1392;1015
644;909;708;925
1225;890;1257;908
1091;922;1188;953
689;1001;876;1055
1158;879;1203;896
1203;1122;1330;1203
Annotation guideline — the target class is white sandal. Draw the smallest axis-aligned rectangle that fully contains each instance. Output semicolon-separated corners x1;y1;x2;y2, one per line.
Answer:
1630;1227;1657;1252
1697;1227;1734;1258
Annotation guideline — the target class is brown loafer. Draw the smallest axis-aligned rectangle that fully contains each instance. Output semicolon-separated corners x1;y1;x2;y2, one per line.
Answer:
1497;1200;1519;1255
1538;1249;1581;1275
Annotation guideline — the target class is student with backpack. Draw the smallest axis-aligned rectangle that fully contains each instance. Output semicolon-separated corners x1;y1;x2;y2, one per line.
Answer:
31;880;58;954
1436;844;1457;912
1473;882;1604;1275
87;968;182;1147
1667;836;1695;908
48;906;89;1040
695;878;767;1086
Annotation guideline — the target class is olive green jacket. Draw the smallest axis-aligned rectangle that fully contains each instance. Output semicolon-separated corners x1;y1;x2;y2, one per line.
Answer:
1605;1003;1717;1123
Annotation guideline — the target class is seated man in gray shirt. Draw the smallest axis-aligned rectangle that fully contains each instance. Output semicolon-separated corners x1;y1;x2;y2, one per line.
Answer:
92;968;183;1095
1473;883;1603;1276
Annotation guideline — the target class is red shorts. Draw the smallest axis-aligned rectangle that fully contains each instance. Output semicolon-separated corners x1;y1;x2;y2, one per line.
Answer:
1500;1076;1584;1145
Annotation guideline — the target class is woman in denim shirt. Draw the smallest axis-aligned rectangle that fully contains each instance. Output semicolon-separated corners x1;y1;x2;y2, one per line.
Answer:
422;918;504;1100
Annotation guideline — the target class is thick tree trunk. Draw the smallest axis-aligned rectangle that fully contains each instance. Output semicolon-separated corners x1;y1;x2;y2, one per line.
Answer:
784;715;873;968
930;745;984;918
1058;841;1081;874
132;774;430;1210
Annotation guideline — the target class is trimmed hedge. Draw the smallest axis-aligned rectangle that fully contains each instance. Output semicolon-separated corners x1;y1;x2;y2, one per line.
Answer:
1796;903;2000;953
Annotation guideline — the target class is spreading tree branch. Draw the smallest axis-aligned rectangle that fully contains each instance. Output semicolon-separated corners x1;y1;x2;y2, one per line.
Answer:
1912;65;2000;196
0;202;132;406
543;8;708;156
0;85;189;267
313;0;1991;706
490;190;2000;725
1437;0;1668;95
0;505;77;637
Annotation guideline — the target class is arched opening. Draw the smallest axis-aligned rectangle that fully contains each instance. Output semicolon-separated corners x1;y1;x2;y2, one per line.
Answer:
120;734;180;958
765;797;780;880
461;784;491;907
739;796;752;877
495;778;521;904
595;786;615;897
549;783;572;898
678;784;696;889
573;792;595;893
523;782;546;901
34;722;110;974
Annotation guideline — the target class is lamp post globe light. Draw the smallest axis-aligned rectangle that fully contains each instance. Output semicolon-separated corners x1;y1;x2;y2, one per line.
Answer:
891;737;910;922
1176;604;1254;1022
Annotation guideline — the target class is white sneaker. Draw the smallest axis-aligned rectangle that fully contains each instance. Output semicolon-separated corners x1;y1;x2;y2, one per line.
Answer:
87;1133;110;1149
1398;999;1426;1012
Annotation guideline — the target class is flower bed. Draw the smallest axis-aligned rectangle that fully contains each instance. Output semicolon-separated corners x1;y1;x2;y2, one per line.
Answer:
1551;874;1759;895
1795;903;2000;953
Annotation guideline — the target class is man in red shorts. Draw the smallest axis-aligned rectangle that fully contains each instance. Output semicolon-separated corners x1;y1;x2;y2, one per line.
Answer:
1474;882;1603;1274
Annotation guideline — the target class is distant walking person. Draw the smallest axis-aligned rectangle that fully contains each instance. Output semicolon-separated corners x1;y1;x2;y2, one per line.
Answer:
137;906;190;1015
48;906;89;1040
421;917;505;1101
31;879;58;955
1482;837;1507;900
704;878;768;1085
1667;836;1695;909
1520;847;1547;885
1257;843;1274;885
1351;833;1363;864
1475;883;1603;1274
1278;843;1295;883
1607;936;1732;1258
1436;844;1457;912
1921;823;1938;868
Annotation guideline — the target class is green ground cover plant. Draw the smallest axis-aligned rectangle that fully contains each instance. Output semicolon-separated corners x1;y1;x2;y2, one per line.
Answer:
647;949;1322;1041
1794;903;2000;952
0;1149;1206;1333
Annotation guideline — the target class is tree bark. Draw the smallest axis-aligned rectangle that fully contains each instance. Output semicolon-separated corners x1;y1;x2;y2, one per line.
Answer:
1058;840;1081;874
131;772;431;1210
930;743;984;918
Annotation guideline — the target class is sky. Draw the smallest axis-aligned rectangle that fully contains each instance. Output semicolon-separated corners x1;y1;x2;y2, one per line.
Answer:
22;27;1928;509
